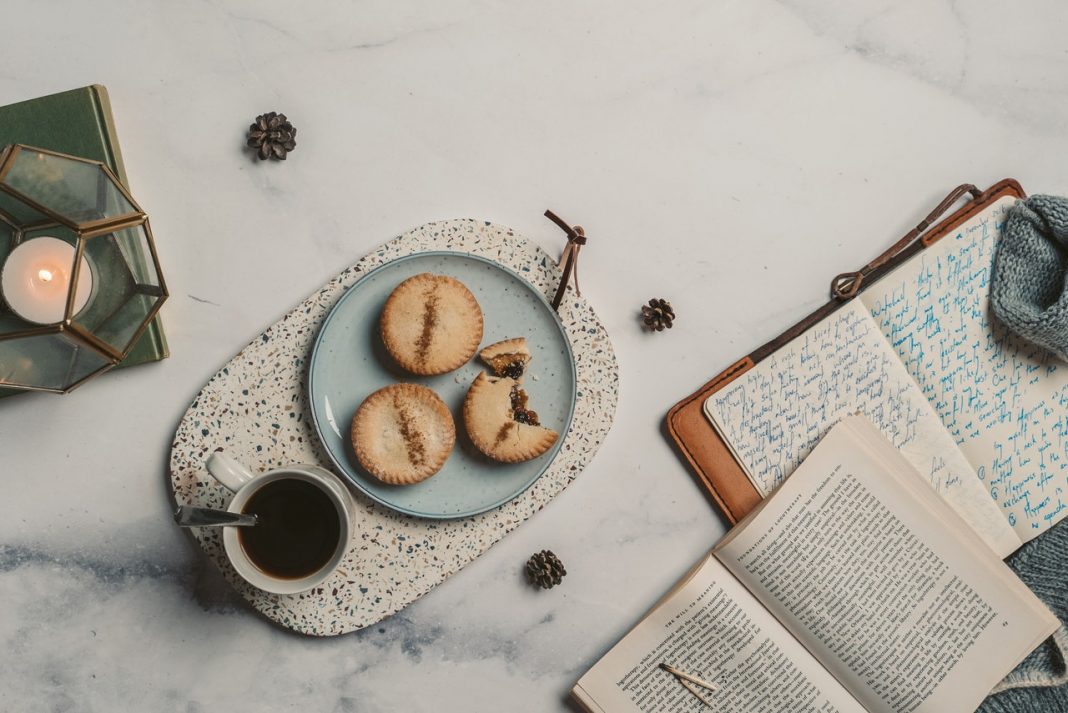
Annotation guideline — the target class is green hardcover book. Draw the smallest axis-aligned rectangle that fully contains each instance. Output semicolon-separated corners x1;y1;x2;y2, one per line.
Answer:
0;85;169;398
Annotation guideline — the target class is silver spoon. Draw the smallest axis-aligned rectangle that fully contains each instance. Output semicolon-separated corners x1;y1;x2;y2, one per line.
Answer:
174;505;258;528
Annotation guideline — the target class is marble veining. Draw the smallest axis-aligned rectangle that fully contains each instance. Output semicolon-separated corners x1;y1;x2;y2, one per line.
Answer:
4;0;1068;709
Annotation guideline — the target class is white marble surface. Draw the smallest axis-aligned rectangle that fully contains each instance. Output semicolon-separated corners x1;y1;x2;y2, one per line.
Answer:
2;1;1067;710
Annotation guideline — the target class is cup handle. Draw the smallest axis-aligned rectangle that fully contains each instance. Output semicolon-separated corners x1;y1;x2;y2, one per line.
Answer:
206;452;257;492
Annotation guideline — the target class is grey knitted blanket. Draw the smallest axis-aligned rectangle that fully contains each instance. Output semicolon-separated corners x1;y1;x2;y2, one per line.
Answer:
990;195;1068;360
946;194;1068;711
977;519;1068;713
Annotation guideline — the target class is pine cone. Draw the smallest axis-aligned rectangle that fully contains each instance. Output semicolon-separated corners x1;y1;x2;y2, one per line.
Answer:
641;298;675;331
246;112;297;160
525;550;566;590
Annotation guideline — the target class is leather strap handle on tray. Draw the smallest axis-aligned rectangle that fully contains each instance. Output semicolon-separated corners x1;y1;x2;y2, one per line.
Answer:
830;183;982;300
544;209;587;311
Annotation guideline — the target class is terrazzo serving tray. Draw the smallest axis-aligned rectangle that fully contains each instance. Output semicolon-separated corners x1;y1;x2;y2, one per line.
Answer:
168;219;618;636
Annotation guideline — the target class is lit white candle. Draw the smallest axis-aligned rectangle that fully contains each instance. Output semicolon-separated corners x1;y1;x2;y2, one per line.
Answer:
1;237;93;324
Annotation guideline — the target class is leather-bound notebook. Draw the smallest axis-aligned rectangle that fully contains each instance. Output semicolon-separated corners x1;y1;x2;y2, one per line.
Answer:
667;180;1068;557
0;85;169;398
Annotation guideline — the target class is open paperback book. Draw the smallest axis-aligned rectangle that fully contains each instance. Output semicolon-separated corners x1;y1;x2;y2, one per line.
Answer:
702;195;1068;559
573;416;1058;713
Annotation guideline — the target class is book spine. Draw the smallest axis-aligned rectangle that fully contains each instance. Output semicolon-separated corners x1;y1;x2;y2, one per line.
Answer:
89;84;129;187
91;84;170;361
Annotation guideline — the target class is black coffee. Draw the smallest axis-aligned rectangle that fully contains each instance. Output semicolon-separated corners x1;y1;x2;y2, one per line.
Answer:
239;478;341;579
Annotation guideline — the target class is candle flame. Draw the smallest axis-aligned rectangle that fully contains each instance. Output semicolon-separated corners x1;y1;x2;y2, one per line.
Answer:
37;268;54;283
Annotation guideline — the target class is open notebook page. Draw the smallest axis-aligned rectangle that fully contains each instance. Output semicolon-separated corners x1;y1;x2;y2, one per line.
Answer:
703;299;1020;557
858;196;1068;543
572;555;866;713
714;416;1057;713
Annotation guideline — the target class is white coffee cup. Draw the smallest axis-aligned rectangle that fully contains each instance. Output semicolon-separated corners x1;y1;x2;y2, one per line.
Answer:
206;452;354;595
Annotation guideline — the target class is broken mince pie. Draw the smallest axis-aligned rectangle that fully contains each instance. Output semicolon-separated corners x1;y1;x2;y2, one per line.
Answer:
479;337;532;380
462;372;558;463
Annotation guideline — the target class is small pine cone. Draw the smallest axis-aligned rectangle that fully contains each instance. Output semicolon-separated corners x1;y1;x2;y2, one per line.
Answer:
246;112;297;160
525;550;566;590
641;298;675;331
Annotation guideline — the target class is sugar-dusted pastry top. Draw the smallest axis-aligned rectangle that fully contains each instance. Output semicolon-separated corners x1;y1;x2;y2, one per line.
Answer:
380;273;483;375
351;383;456;484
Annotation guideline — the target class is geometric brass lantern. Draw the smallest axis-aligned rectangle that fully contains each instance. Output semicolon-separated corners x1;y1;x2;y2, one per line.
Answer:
0;144;167;393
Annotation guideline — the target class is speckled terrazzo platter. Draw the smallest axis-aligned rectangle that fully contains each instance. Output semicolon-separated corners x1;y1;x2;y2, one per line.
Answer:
308;251;577;519
168;219;618;636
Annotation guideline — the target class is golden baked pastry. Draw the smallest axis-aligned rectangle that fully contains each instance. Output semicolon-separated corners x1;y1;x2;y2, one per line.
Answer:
479;337;532;380
351;383;455;484
380;273;483;375
462;372;558;463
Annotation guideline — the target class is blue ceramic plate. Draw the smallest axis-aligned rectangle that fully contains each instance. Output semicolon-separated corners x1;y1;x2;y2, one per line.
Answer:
308;251;577;519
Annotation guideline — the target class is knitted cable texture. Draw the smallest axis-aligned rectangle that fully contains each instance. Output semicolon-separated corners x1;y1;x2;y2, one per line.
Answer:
990;195;1068;361
978;519;1068;712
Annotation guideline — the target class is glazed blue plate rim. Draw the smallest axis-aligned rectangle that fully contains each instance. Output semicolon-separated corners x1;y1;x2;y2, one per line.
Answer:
307;250;577;520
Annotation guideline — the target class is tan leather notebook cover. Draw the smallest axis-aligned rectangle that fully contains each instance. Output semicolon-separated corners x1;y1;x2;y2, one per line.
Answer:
665;179;1026;524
